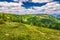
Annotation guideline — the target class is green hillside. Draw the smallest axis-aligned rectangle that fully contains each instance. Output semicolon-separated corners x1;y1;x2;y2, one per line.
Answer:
0;13;60;40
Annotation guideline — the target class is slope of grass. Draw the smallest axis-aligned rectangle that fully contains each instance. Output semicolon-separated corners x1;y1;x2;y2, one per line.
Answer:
0;13;60;40
0;22;60;40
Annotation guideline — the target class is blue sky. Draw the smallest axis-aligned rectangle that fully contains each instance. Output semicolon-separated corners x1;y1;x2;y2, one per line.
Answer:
53;0;60;3
0;0;60;14
0;0;13;2
0;0;60;3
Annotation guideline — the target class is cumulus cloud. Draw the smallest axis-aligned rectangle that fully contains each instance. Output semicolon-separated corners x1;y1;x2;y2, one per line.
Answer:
0;0;60;14
29;2;60;14
23;2;60;14
18;0;52;3
13;0;18;1
32;0;52;3
0;2;24;14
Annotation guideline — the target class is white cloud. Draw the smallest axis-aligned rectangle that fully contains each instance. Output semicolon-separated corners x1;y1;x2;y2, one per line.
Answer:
0;2;25;14
24;2;60;14
18;0;52;3
0;1;60;14
13;0;18;1
32;0;52;3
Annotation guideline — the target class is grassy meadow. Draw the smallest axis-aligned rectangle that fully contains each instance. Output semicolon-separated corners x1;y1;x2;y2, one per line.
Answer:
0;13;60;40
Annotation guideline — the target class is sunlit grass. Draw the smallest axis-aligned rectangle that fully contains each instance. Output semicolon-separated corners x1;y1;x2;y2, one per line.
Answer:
0;22;60;40
0;13;60;40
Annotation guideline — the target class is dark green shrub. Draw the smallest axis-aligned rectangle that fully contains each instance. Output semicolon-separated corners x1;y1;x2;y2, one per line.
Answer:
0;19;5;24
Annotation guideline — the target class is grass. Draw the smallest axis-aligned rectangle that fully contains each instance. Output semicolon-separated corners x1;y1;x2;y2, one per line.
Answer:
0;22;60;40
0;13;60;40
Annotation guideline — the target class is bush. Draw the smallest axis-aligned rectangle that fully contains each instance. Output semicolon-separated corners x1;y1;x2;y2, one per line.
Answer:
0;19;5;24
